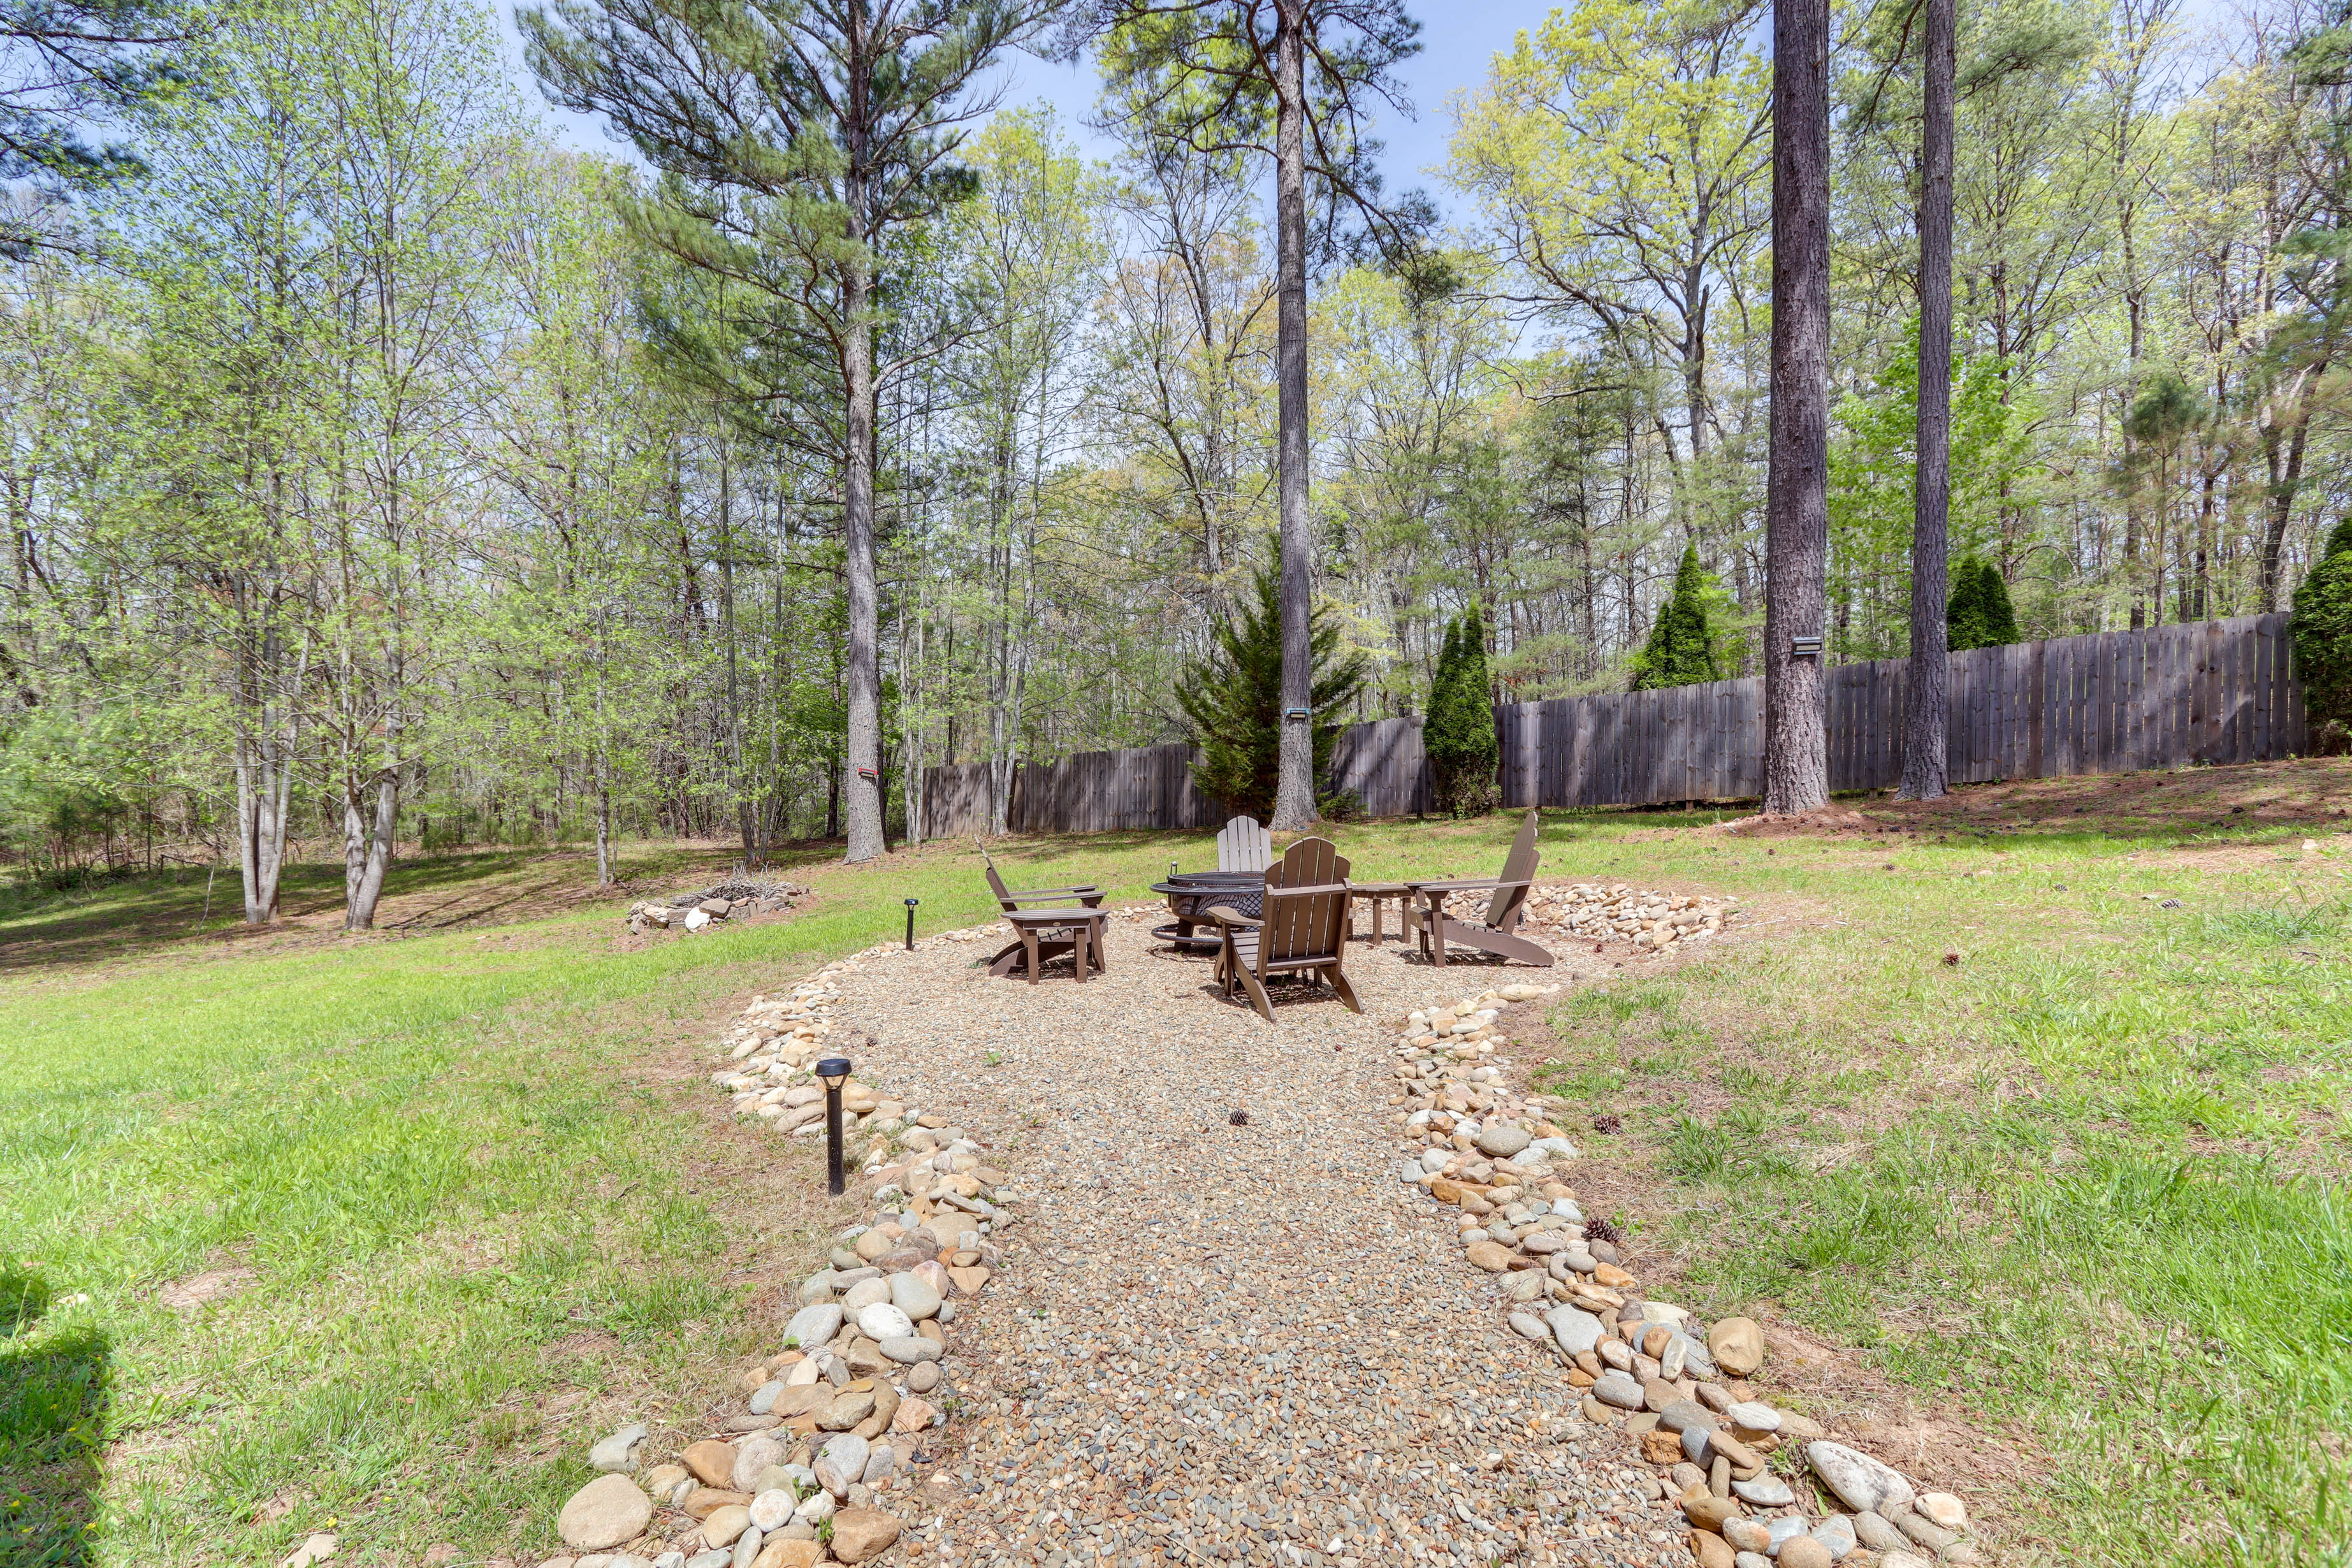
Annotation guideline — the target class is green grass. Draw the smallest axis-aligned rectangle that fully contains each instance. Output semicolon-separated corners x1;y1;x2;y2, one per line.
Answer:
0;818;1548;1565
1528;793;2352;1567
3;781;2348;1565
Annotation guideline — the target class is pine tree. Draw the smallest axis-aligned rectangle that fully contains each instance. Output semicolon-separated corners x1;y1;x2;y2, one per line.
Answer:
1425;604;1499;817
1947;556;2019;651
1762;0;1832;815
1083;0;1421;830
524;0;1057;864
2292;519;2352;740
1945;555;1988;650
1177;567;1369;820
1631;544;1722;690
1975;558;2021;644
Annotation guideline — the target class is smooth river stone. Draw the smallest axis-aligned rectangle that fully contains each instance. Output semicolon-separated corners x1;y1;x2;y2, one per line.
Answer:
814;1434;869;1496
890;1271;943;1321
1545;1306;1605;1356
1807;1441;1915;1516
783;1303;843;1348
558;1474;653;1551
1591;1370;1644;1410
854;1302;915;1341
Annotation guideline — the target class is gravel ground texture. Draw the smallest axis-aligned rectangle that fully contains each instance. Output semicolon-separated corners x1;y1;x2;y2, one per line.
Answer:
819;906;1704;1568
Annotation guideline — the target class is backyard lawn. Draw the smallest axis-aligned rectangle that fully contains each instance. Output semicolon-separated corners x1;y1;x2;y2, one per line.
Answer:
2;757;2347;1566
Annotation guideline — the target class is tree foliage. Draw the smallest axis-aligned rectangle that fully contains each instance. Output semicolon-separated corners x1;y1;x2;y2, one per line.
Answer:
1424;604;1498;816
1630;544;1723;689
8;0;2352;901
1946;556;2021;650
1175;567;1368;822
2292;519;2352;739
0;0;189;254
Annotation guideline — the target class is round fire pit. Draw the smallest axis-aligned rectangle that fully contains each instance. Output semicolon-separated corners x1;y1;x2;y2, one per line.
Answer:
1149;871;1264;952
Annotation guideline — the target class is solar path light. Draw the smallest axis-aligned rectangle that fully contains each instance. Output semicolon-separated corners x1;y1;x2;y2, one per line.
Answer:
817;1056;853;1196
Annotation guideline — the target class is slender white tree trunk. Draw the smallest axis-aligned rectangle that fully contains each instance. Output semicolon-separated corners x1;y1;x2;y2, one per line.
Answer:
344;769;397;930
595;752;613;886
236;731;293;926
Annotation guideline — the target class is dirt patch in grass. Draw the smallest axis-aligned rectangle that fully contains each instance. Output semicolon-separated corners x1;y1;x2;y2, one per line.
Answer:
156;1267;256;1312
1713;804;1882;838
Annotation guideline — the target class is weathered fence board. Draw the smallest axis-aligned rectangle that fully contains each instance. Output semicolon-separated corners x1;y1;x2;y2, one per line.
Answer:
922;743;1221;838
1328;715;1430;817
1489;612;2302;808
918;614;2306;833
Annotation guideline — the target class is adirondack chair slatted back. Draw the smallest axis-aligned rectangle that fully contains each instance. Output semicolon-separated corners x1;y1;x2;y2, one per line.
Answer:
976;841;1017;910
1483;810;1542;930
1216;815;1274;874
1257;838;1351;968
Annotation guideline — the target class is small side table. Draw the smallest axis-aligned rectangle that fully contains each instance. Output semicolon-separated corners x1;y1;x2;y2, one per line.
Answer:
1003;908;1108;985
1348;882;1412;945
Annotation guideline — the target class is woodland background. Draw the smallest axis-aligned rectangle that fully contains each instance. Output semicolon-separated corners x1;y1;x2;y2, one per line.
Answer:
4;0;2349;911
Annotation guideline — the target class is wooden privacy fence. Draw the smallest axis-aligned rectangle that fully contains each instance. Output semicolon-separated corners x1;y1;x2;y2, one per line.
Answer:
1326;715;1432;817
921;613;2307;832
1497;612;2304;808
922;743;1223;838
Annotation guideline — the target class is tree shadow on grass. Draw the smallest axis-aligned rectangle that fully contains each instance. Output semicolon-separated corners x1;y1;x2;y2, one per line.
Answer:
1;1264;108;1567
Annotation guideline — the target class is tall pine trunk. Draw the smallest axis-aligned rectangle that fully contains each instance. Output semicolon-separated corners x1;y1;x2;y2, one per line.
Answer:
841;252;885;862
1270;0;1316;829
1898;0;1955;802
1762;0;1831;816
718;442;753;862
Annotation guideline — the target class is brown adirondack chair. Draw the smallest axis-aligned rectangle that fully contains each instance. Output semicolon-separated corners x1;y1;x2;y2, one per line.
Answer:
977;841;1105;978
1202;837;1362;1022
1401;808;1554;968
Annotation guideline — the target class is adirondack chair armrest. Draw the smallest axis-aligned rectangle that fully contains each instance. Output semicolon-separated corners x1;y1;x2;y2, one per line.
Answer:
1001;890;1100;909
1403;876;1528;894
1200;905;1262;928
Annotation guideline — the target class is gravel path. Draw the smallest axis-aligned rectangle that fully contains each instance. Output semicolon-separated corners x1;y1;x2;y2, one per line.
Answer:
824;910;1687;1568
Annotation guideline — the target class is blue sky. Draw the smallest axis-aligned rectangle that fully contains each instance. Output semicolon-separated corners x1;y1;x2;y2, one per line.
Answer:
496;1;1554;210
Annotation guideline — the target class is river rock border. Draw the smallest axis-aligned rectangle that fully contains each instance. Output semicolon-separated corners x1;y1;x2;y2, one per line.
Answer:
539;952;1019;1568
1387;978;1989;1568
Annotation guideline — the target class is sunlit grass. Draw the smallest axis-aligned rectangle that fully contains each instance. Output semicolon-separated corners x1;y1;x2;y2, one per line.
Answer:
4;788;2348;1563
1532;798;2352;1567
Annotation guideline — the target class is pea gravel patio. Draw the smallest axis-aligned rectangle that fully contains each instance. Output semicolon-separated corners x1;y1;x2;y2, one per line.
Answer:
825;910;1684;1568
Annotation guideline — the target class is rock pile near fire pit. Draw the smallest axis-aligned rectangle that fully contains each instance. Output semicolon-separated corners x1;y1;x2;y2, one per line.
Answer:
1518;883;1742;953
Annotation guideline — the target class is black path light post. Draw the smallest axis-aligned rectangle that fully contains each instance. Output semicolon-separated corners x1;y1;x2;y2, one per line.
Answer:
904;896;919;950
817;1056;852;1196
